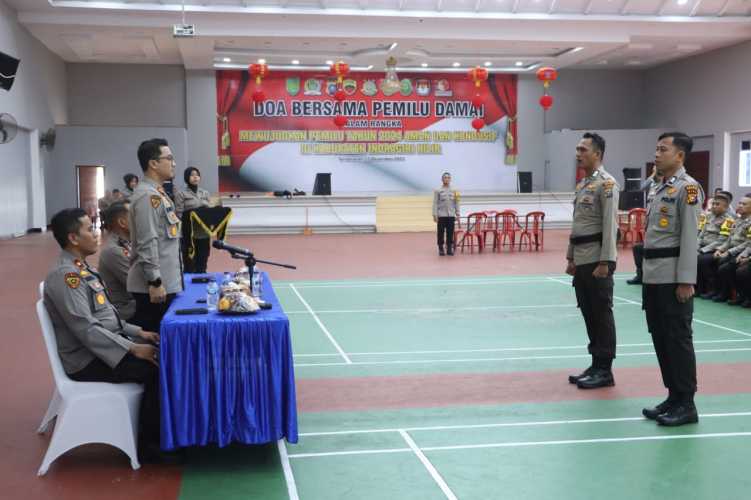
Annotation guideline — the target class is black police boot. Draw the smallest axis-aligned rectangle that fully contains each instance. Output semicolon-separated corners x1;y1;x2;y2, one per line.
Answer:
438;245;445;256
642;395;676;420
712;294;729;303
576;369;615;389
699;292;715;300
626;274;642;285
657;402;699;426
447;248;454;256
568;366;594;384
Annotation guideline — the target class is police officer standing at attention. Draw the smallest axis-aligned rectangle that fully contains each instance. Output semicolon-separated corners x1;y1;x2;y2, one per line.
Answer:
175;166;212;273
98;202;136;321
43;208;172;462
566;133;620;389
627;168;663;285
642;132;703;426
127;138;182;333
432;172;460;256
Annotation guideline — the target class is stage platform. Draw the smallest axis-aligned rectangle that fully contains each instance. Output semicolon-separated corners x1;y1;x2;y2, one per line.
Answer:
222;192;575;235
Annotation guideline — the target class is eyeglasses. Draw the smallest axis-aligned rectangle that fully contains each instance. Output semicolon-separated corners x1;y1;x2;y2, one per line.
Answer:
155;155;176;163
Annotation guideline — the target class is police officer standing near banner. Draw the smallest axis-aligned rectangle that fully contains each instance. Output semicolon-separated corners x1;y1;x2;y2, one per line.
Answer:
642;132;703;426
566;133;620;389
127;138;183;333
432;172;460;256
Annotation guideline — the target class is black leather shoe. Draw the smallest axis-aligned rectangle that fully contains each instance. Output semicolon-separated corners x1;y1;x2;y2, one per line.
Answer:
728;298;745;306
698;292;715;300
568;366;594;384
712;295;729;303
576;369;615;389
642;398;674;420
742;300;751;309
447;250;454;256
656;404;699;426
626;276;642;285
438;248;445;256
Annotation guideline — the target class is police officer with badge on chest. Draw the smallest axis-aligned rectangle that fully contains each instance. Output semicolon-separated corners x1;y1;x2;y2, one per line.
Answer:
127;138;183;333
641;132;704;427
43;208;177;463
566;133;620;389
98;202;136;321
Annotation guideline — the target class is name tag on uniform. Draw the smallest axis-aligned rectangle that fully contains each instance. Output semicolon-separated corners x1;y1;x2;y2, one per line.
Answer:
661;197;676;204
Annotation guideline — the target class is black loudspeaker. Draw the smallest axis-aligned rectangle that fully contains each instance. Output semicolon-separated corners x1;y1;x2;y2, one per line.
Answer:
518;171;532;193
623;167;642;179
0;51;20;91
619;191;644;210
625;179;643;192
313;173;331;195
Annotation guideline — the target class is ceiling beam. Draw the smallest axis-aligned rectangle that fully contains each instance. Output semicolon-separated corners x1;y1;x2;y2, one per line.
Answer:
548;0;558;14
718;0;732;17
689;0;704;16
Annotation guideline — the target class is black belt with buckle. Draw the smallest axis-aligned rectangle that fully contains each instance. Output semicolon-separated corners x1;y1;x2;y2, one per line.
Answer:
644;247;680;259
569;233;602;245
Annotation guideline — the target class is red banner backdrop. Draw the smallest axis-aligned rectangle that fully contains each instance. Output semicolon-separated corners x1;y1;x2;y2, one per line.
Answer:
216;70;518;192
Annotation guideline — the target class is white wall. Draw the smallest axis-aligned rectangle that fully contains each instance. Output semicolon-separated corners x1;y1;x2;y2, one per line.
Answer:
545;129;665;191
0;0;67;236
644;40;751;201
186;70;218;192
47;126;188;220
67;63;186;128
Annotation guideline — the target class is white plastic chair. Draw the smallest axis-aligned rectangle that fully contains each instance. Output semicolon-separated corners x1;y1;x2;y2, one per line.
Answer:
35;299;144;475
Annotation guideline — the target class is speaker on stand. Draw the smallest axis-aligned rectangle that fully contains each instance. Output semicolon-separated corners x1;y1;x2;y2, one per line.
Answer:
313;173;331;195
620;167;645;210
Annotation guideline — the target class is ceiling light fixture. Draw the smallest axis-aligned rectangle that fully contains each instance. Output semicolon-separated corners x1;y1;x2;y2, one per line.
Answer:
389;42;398;51
258;58;266;64
223;57;231;63
291;60;300;65
514;61;523;67
484;61;493;67
421;63;428;67
677;0;688;5
325;60;334;65
452;62;461;67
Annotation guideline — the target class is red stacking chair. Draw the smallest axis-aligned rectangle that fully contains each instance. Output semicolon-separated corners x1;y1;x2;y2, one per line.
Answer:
518;211;545;251
492;210;520;251
453;217;465;253
480;210;500;250
456;212;487;253
619;208;646;246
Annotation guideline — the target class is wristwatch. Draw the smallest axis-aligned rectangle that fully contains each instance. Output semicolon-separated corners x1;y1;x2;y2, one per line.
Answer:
148;278;162;287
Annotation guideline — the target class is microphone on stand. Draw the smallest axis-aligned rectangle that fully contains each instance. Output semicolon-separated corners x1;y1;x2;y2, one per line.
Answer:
212;240;252;256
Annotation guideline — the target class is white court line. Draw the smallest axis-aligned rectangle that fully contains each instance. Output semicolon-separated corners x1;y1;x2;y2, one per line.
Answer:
292;337;751;358
277;440;300;500
289;431;751;459
278;275;575;288
300;411;751;438
284;303;590;315
399;430;458;500
283;279;572;289
294;346;751;367
289;284;352;364
546;277;751;339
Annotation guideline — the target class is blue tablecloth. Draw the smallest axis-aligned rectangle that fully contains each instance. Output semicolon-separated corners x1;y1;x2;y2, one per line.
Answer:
159;272;298;450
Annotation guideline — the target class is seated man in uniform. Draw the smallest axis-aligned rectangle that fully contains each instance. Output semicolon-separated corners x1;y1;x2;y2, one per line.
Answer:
696;191;734;297
706;195;751;303
98;202;136;321
43;208;177;463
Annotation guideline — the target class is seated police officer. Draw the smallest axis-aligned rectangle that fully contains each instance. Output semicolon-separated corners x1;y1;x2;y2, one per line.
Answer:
43;208;176;463
696;192;734;297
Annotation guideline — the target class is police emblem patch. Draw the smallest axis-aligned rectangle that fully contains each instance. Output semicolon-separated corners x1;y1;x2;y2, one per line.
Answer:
151;195;162;209
96;293;106;305
659;218;669;228
65;272;80;289
685;185;699;205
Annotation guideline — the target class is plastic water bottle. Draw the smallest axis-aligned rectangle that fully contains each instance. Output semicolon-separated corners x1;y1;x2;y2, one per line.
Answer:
251;268;262;298
206;280;219;311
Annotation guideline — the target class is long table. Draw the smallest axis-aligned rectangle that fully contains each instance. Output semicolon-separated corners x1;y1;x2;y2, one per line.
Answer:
159;272;298;450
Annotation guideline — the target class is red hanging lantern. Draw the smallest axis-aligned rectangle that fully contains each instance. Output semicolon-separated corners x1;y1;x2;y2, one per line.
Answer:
249;63;270;103
249;63;269;85
539;94;554;110
467;67;489;88
334;89;347;102
471;118;485;131
536;67;558;89
329;61;350;84
334;115;347;128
